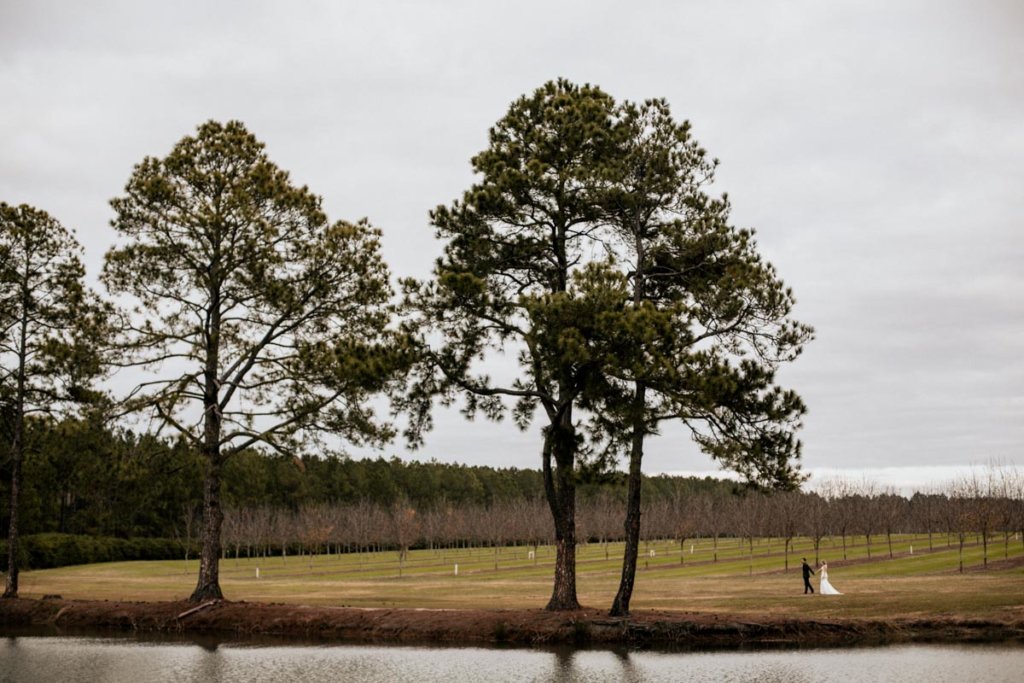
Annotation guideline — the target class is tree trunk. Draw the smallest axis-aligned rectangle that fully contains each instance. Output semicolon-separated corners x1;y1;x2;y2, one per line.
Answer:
3;313;28;600
610;383;646;617
609;231;652;617
190;455;225;602
58;489;68;534
190;284;224;603
542;418;580;611
2;425;23;599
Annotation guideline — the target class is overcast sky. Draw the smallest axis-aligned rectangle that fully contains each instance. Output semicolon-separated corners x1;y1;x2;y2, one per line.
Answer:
2;0;1021;490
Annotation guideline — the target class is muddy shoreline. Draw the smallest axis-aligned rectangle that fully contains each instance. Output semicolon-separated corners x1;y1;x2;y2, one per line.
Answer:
2;598;1023;649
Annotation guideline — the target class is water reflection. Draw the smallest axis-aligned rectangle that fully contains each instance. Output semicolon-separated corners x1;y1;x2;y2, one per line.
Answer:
1;636;1022;682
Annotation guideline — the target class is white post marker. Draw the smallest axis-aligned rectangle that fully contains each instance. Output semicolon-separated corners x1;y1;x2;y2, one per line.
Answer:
256;567;260;579
454;563;458;576
690;544;694;554
909;545;913;555
649;549;655;558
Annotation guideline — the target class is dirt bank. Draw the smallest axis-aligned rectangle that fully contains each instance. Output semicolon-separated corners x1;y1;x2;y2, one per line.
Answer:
2;598;1023;648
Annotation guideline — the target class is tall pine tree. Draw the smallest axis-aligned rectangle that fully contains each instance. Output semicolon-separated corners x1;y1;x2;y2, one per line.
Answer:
592;99;812;616
405;80;621;610
0;203;106;598
104;121;406;602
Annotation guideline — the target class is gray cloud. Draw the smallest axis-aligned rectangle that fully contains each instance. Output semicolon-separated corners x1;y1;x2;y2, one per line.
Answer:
2;0;1021;480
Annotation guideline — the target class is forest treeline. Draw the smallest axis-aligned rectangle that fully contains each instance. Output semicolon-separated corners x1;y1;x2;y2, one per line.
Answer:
3;416;1021;576
0;416;737;540
4;413;1020;576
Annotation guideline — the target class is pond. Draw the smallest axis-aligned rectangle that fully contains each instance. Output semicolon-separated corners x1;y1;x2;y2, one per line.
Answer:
1;634;1022;682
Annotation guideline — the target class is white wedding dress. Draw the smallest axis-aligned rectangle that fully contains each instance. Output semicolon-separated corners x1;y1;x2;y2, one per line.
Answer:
819;565;842;595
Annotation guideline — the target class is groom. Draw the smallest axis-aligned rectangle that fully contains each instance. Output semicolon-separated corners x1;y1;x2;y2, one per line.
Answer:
801;558;815;594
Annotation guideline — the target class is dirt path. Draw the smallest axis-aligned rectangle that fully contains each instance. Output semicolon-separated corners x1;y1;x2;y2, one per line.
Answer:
2;598;1023;648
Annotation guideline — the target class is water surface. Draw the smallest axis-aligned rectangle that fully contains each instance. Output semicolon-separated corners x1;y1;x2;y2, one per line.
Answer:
1;636;1022;682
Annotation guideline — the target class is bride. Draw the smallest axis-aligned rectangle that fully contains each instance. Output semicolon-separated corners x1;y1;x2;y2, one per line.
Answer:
819;561;842;595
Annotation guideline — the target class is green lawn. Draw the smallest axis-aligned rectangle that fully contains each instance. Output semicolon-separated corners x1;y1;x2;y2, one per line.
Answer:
16;533;1024;619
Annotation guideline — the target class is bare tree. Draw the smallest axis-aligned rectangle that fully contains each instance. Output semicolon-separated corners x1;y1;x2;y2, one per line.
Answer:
802;492;828;565
820;478;855;560
731;495;765;577
222;508;244;566
695;494;726;563
769;490;803;572
348;500;380;560
853;479;881;559
391;500;420;576
948;479;973;573
909;490;942;552
173;503;199;573
298;504;335;571
272;509;295;565
961;470;1000;569
876;488;907;559
665;493;698;565
992;465;1021;560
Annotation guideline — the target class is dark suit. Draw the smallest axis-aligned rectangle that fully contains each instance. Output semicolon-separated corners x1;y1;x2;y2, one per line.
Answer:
801;560;815;593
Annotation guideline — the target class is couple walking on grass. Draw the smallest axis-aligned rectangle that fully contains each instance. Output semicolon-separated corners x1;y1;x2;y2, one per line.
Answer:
802;558;842;595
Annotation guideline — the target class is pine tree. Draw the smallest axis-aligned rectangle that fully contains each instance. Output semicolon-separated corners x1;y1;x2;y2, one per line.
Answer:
0;203;106;598
104;121;407;602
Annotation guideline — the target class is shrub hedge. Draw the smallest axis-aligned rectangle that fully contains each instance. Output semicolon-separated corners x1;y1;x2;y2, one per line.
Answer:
1;534;198;570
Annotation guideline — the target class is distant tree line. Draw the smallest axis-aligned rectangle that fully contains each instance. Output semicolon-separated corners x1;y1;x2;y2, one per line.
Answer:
217;466;1023;575
2;414;1021;577
0;415;737;540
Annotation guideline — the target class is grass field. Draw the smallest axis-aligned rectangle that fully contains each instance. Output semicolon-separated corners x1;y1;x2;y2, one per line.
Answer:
16;533;1024;619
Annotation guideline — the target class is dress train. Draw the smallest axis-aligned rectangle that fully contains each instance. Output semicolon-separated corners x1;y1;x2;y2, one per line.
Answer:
819;567;841;595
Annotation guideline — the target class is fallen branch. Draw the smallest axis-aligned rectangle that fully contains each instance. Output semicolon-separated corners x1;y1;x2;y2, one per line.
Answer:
176;600;219;620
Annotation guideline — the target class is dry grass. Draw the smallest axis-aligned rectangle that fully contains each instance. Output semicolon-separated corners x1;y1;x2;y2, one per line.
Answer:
15;534;1024;619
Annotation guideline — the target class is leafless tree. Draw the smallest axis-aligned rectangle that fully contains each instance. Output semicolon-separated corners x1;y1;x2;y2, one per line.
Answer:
695;494;726;563
173;503;199;573
767;491;803;572
348;500;381;560
667;493;699;566
731;495;765;577
909;490;942;552
853;479;881;559
961;469;1001;569
298;504;336;571
876;488;907;559
581;493;621;561
419;505;447;553
272;509;295;565
820;478;856;560
947;479;974;573
992;465;1022;559
391;500;420;576
802;492;828;565
222;508;244;566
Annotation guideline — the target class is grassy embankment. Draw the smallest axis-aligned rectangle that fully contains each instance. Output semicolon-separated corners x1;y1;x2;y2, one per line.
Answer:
15;533;1024;619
